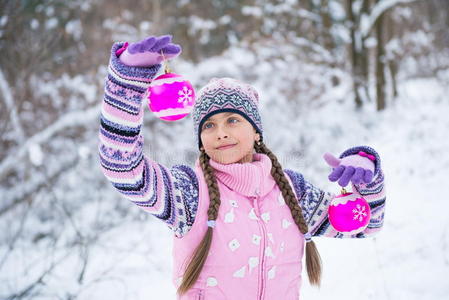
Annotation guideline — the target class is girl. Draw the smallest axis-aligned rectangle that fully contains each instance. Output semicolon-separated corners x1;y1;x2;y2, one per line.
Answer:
98;35;386;299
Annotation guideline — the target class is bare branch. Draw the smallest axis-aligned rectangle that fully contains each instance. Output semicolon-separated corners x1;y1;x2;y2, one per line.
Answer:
0;68;26;143
0;103;100;181
361;0;423;38
0;158;79;217
0;199;32;270
3;251;72;300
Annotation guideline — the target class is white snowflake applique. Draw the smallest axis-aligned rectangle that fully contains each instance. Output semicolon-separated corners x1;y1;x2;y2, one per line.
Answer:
280;242;285;252
229;199;238;208
252;234;261;245
178;86;193;106
282;219;292;229
206;277;218;287
248;208;259;220
352;204;368;222
224;207;235;223
261;212;270;223
265;246;275;258
268;266;277;279
267;233;274;244
233;265;246;278
228;238;240;251
278;193;285;206
248;257;259;275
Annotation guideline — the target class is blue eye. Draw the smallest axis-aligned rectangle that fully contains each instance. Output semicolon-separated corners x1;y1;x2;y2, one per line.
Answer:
203;117;239;130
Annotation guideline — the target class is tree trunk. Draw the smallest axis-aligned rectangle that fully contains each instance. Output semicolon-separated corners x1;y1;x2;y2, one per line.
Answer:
375;0;386;111
360;0;372;103
321;0;334;51
386;10;398;99
389;60;398;99
347;0;363;108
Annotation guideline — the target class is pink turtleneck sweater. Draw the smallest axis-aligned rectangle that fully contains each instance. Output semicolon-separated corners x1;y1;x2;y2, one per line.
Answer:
209;153;277;198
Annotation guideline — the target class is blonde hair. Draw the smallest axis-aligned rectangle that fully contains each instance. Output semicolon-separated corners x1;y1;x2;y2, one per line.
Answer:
177;141;322;296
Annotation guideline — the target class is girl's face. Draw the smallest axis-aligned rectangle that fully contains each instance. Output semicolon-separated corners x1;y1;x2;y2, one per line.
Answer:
200;112;260;164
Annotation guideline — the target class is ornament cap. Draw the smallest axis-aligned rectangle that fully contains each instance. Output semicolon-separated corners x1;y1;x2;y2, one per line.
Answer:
160;50;171;73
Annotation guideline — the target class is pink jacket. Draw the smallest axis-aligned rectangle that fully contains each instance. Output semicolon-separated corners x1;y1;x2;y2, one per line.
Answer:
173;153;305;299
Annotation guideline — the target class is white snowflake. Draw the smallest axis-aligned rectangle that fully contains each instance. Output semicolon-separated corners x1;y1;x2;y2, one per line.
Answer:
352;204;368;222
178;86;193;106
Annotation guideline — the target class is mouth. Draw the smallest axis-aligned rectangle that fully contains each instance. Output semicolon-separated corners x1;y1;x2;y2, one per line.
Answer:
216;143;237;150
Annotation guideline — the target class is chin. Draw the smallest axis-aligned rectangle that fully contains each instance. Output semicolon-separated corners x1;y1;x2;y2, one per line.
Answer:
209;151;253;164
212;156;239;165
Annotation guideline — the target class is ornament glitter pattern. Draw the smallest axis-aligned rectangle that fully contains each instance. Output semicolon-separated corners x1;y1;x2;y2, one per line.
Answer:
328;189;371;234
147;73;195;121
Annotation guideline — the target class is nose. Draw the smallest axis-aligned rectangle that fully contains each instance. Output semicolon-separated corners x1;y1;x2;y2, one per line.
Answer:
216;126;229;140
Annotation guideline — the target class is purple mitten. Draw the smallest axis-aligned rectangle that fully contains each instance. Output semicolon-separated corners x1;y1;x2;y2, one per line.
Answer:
117;35;182;67
323;152;375;187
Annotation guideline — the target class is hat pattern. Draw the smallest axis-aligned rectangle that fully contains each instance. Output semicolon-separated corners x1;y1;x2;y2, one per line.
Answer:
192;77;263;149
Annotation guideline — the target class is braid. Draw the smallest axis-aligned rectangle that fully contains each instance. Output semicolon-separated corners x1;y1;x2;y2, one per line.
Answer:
255;141;322;287
177;150;222;296
178;141;322;296
200;150;222;221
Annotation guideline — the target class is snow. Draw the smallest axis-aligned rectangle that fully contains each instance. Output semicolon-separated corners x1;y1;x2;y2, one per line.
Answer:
0;15;8;27
45;6;55;17
218;15;231;25
0;103;100;180
329;1;346;20
45;18;58;30
30;19;39;30
187;16;217;44
360;0;418;37
28;143;44;166
139;21;152;32
1;5;448;299
242;6;264;17
65;19;83;41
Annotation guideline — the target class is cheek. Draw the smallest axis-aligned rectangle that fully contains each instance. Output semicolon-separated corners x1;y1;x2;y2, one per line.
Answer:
239;133;255;148
200;134;213;149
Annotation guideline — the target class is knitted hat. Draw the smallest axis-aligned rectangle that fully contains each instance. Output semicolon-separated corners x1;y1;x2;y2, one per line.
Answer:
192;77;263;149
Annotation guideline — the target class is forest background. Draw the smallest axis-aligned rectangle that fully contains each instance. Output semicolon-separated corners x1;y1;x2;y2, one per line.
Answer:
1;0;448;299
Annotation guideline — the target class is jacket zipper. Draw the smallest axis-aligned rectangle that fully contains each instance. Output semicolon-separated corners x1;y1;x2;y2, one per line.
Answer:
252;188;267;300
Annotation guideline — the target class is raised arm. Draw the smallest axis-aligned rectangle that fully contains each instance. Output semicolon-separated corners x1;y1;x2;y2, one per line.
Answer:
285;145;386;238
98;37;199;238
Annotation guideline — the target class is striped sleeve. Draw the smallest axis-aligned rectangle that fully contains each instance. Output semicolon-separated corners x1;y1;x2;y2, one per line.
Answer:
285;146;386;239
98;42;199;238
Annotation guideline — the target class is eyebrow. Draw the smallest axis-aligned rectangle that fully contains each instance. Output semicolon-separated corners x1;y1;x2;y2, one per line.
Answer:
206;112;236;122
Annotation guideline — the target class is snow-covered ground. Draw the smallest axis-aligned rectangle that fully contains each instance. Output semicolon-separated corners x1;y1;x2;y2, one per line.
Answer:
1;47;448;300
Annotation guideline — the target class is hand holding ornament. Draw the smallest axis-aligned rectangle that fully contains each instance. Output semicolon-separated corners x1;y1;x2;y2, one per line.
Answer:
323;151;375;187
323;151;376;234
117;34;182;67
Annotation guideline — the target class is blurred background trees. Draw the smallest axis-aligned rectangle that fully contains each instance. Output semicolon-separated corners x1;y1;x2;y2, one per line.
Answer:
0;0;448;299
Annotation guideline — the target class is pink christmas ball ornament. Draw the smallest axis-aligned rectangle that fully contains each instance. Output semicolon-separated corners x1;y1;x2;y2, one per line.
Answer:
328;191;371;235
147;73;195;121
